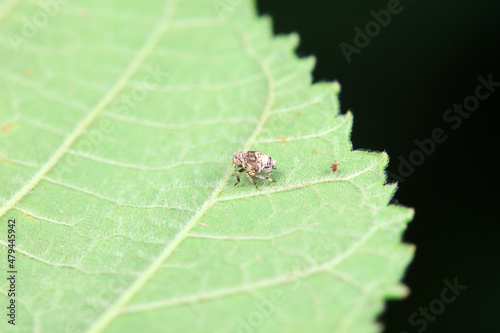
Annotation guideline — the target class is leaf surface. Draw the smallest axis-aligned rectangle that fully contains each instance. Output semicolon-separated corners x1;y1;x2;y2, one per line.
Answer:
0;1;413;332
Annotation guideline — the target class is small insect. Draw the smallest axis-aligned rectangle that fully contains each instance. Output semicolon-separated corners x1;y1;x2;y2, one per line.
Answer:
232;150;276;189
331;161;338;173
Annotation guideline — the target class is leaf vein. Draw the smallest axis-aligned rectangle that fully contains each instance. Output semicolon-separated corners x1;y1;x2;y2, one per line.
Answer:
0;240;85;272
120;223;379;313
130;73;263;92
216;170;375;203
269;89;331;114
0;0;178;220
187;227;302;241
85;22;277;333
67;150;226;172
15;207;76;227
102;111;258;130
43;176;193;211
259;120;346;143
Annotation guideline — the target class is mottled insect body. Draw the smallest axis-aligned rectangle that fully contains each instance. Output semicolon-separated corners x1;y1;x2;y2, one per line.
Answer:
232;150;276;189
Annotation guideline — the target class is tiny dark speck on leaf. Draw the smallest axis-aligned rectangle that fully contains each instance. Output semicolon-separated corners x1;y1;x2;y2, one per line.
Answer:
331;162;338;173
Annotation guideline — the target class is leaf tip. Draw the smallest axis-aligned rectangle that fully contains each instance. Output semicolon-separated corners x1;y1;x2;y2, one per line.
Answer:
288;32;300;49
332;80;341;94
387;283;411;299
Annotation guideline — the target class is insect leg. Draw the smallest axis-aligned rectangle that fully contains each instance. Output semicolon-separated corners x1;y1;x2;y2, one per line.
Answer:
249;172;276;183
246;172;258;189
234;168;246;186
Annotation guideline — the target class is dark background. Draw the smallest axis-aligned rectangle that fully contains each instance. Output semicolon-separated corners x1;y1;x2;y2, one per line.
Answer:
257;1;499;332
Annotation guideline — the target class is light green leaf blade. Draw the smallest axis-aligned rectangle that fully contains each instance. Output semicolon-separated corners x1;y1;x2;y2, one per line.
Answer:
0;1;414;332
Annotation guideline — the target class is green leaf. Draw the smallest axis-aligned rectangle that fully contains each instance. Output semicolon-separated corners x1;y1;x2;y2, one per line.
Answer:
0;0;414;332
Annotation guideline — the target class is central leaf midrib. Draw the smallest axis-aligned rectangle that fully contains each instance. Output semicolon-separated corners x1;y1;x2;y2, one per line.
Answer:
86;23;275;333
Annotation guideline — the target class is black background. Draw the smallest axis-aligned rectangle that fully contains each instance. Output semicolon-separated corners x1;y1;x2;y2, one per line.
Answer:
257;1;499;332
